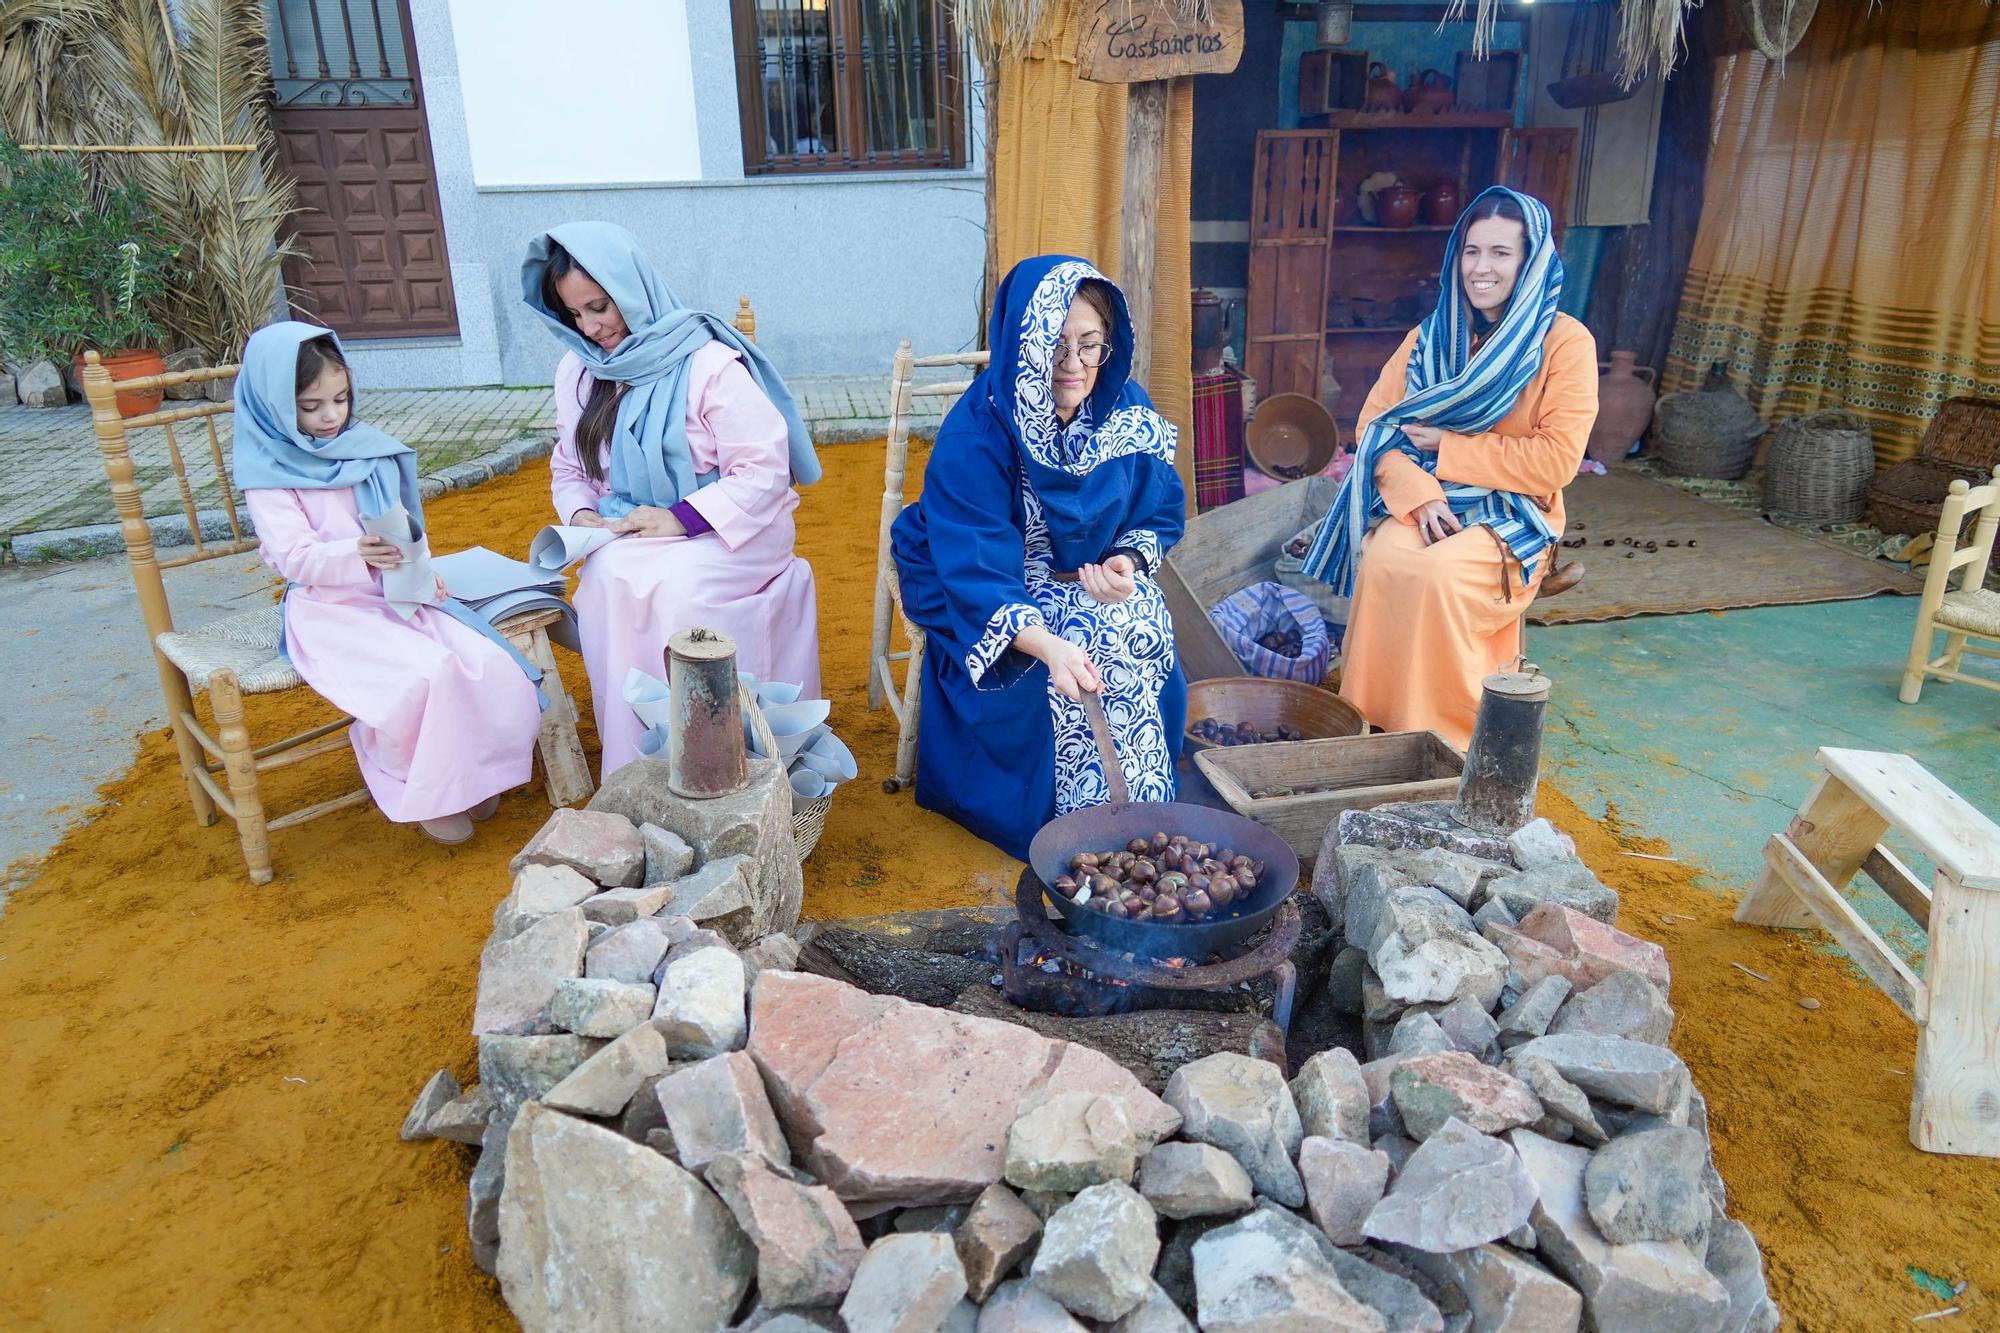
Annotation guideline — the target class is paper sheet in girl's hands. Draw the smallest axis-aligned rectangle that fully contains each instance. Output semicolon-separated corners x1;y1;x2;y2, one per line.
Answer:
530;524;622;571
362;503;442;618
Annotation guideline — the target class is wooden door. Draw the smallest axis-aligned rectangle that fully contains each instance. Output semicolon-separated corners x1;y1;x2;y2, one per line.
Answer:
1498;127;1578;243
266;0;457;338
1246;130;1339;400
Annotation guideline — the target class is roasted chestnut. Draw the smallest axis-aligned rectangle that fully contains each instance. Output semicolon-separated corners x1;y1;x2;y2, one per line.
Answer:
1150;832;1170;854
1127;837;1151;855
1210;874;1239;905
1129;858;1157;884
1072;852;1100;871
1151;893;1182;918
1183;888;1213;915
1091;874;1119;897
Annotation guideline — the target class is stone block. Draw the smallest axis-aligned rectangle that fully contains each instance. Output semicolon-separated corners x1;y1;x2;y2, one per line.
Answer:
510;807;645;888
1495;975;1571;1050
584;918;669;984
548;977;656;1038
496;1104;753;1331
1393;1243;1582;1332
1163;1052;1305;1207
1505;819;1574;869
580;883;677;927
1511;1056;1607;1147
401;1068;461;1141
1477;862;1619;928
1104;1281;1195;1333
1136;1141;1254;1220
1337;802;1513;863
1193;1208;1389;1332
840;1232;968;1333
708;1150;866;1309
543;1024;670;1118
1293;1046;1371;1144
426;1083;495;1145
1504;1034;1690;1115
1369;886;1509;1009
1583;1126;1710;1246
1363;1118;1537;1253
640;822;695;884
477;1033;604;1117
1390;1051;1542;1141
474;908;589;1036
654;1050;790;1172
17;359;67;408
1389;1010;1454;1058
654;945;747;1058
1515;904;1670;991
1299;1135;1391;1246
1030;1182;1160;1322
468;1111;511;1275
1549;970;1675;1046
953;1181;1042;1302
1006;1091;1140;1192
495;863;597;938
979;1279;1090;1332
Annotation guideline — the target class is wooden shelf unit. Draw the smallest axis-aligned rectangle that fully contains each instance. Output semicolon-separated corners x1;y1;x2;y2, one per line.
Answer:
1245;122;1575;414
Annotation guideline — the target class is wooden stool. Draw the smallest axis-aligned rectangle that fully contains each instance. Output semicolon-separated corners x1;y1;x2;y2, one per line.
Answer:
497;607;594;808
1735;747;2000;1157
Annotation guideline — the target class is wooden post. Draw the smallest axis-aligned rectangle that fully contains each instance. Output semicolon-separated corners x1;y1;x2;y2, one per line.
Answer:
84;351;217;827
1120;79;1168;388
734;296;757;343
869;342;917;711
1915;869;2000;1157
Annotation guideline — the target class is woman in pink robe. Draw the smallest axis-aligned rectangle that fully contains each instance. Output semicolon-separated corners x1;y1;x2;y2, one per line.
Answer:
524;222;822;779
235;324;542;844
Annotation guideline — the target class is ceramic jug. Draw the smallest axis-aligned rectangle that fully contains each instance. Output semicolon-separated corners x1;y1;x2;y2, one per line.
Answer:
1376;184;1420;229
1421;179;1462;226
1406;68;1454;115
1587;350;1658;464
1364;62;1402;113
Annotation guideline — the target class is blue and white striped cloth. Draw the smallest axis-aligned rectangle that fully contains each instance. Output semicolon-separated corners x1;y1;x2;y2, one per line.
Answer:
1301;186;1565;597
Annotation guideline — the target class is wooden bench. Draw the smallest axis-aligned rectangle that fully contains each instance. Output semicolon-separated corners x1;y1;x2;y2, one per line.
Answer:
1735;747;2000;1157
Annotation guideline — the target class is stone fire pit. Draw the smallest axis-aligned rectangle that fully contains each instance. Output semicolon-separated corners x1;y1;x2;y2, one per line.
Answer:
401;774;1779;1333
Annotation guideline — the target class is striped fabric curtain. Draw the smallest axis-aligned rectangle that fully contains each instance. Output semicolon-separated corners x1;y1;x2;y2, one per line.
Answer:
1665;0;2000;467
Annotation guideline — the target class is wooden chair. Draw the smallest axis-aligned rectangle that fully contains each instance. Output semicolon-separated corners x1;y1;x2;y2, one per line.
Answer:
1899;466;2000;706
867;339;989;792
84;351;591;886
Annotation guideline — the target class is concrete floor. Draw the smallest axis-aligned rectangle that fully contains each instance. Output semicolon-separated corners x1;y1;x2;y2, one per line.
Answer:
1534;595;2000;967
0;550;274;898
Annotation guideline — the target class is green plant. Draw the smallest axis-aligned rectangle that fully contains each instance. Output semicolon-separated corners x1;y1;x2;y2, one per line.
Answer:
0;136;177;362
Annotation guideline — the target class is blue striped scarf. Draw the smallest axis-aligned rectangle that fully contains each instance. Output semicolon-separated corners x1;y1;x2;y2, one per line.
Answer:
1302;187;1565;597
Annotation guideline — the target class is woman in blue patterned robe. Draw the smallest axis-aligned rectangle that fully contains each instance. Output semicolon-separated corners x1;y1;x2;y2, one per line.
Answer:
892;256;1187;860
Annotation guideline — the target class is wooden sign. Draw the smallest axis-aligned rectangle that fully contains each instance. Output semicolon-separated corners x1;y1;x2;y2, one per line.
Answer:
1077;0;1245;83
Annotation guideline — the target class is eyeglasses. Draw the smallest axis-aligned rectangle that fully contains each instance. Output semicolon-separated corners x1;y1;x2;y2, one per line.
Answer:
1052;340;1113;369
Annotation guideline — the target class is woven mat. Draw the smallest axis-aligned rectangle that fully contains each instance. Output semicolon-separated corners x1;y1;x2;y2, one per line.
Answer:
1529;470;1923;625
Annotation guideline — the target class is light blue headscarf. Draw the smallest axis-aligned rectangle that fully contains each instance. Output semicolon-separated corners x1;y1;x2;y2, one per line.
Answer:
1301;187;1564;597
230;321;420;520
520;222;821;520
230;319;548;703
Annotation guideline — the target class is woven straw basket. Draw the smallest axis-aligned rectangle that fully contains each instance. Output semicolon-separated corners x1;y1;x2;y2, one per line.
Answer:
1762;409;1874;523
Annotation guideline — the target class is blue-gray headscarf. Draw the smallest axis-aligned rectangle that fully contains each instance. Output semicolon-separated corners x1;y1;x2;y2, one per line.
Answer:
230;321;420;520
520;221;820;519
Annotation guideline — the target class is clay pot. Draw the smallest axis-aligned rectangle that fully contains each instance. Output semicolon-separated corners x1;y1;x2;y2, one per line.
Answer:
1421;179;1461;226
1376;184;1420;229
1332;189;1353;226
1587;350;1658;465
1364;62;1402;113
73;347;168;418
1405;68;1455;115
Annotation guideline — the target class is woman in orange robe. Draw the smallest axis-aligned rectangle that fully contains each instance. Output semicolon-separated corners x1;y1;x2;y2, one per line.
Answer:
1302;188;1597;748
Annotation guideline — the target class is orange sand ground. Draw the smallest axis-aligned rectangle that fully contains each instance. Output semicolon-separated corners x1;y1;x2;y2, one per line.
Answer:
0;444;1991;1330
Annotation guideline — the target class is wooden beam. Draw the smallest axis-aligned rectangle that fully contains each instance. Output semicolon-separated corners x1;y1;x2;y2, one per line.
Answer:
1737;772;1891;930
1861;845;1933;927
265;788;373;833
1121;78;1168;388
1762;835;1924;1023
1913;870;2000;1158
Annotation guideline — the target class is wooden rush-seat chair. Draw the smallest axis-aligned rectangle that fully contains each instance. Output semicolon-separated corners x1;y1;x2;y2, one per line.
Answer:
84;351;591;886
867;339;989;792
1899;466;2000;706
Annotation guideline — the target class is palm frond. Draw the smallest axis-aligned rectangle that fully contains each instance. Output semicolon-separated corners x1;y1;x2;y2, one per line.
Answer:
3;0;297;358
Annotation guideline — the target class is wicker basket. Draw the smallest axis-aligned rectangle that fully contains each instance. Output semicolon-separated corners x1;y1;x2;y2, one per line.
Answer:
1762;409;1874;522
1867;397;2000;536
791;793;832;863
1652;385;1766;480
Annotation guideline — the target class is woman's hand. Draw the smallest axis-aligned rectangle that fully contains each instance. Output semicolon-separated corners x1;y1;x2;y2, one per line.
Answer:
1014;625;1102;701
609;505;687;539
1412;499;1462;547
1402;423;1444;451
569;509;607;529
356;534;402;569
1079;554;1137;605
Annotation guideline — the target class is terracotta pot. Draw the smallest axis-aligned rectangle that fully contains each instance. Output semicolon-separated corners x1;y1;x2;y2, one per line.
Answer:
1364;62;1402;113
1376;184;1420;229
1421;179;1462;226
74;347;168;417
1587;350;1658;465
1406;68;1455;115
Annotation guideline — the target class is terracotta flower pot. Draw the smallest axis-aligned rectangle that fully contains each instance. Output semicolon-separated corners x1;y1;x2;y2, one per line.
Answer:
1587;350;1658;465
75;348;168;417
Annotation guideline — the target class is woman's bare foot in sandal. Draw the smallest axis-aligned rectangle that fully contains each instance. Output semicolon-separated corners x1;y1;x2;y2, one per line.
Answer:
420;813;475;845
467;795;502;822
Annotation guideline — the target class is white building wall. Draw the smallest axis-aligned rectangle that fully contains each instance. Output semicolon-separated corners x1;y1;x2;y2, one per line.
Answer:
343;0;984;391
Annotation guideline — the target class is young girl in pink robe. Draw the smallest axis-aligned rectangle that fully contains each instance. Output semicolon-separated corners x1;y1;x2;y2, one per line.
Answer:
235;323;543;844
523;223;822;778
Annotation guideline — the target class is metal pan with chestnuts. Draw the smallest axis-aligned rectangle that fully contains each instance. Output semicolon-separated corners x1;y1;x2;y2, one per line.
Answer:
1049;831;1270;924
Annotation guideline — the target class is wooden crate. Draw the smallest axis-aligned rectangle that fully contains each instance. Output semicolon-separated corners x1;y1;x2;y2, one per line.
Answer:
1193;730;1464;858
1161;475;1340;682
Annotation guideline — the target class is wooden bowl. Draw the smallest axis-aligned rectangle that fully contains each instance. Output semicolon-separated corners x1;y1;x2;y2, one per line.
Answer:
1184;676;1365;753
1247;393;1340;481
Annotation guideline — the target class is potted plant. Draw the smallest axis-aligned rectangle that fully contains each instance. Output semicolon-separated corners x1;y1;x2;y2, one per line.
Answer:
0;137;178;415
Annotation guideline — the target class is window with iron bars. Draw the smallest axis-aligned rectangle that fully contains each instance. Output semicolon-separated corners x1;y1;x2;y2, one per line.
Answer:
731;0;968;175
